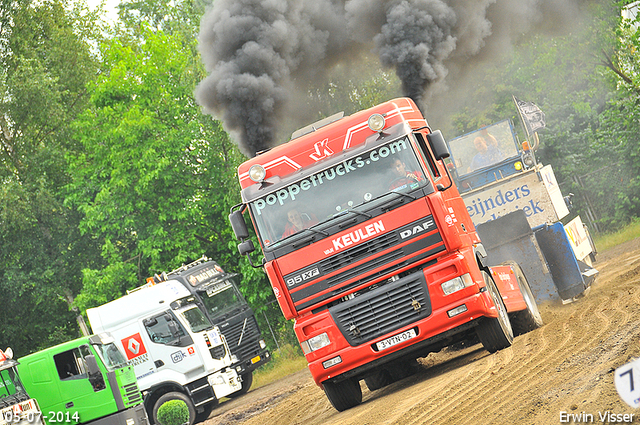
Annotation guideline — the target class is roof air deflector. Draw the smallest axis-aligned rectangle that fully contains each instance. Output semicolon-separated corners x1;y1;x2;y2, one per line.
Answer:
290;111;344;140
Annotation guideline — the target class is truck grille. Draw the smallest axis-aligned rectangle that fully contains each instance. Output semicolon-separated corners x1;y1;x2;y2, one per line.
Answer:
123;382;142;405
221;316;261;361
290;222;443;312
322;231;399;274
329;273;431;346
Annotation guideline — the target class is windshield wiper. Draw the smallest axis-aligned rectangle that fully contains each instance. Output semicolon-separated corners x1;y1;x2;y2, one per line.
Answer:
390;190;417;202
277;222;331;248
341;209;371;219
360;190;417;213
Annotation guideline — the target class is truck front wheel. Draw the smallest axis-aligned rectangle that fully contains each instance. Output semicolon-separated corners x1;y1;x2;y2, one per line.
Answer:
323;378;362;411
476;271;514;353
153;392;196;425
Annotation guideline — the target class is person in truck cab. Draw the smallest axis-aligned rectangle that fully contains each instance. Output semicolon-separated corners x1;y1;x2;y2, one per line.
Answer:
282;208;318;238
468;132;504;172
389;157;423;191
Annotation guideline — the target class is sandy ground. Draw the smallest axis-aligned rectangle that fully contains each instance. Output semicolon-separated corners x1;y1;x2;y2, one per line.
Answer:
205;238;640;425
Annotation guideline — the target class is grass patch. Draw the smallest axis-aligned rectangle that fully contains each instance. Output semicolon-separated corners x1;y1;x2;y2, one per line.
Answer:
251;344;308;390
593;218;640;252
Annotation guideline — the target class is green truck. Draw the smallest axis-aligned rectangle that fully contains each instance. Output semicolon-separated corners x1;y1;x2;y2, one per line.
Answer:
16;333;148;425
1;347;44;425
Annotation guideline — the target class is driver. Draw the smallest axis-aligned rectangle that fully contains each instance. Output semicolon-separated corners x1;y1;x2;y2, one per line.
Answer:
282;208;318;238
389;158;423;190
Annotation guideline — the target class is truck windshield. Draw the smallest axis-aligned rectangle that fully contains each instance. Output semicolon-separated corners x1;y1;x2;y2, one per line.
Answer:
199;279;243;318
181;306;213;333
94;343;128;371
448;120;519;175
0;366;28;407
249;137;429;248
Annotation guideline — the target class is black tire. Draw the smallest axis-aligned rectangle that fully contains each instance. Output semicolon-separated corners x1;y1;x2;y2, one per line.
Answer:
153;392;196;425
364;369;392;391
228;372;253;398
194;401;216;423
476;271;514;353
507;263;544;336
323;378;362;412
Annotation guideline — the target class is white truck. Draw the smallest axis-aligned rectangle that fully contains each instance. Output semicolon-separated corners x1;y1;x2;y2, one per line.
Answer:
0;348;44;425
87;280;242;425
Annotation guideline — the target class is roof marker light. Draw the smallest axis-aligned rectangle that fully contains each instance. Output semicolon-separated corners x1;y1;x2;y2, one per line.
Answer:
368;113;386;132
249;164;267;182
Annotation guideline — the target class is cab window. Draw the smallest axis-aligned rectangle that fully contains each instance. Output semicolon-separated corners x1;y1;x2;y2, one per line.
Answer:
54;346;91;380
144;311;193;347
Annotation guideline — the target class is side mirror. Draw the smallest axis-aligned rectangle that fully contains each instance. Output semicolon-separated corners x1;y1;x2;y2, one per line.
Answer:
167;319;181;338
230;205;263;269
85;355;106;392
86;355;101;376
229;210;250;240
427;130;450;161
238;240;255;256
143;317;158;327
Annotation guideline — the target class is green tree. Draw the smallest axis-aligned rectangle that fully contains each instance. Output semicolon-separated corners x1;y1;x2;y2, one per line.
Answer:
597;2;640;226
67;1;284;347
67;26;253;312
0;0;103;355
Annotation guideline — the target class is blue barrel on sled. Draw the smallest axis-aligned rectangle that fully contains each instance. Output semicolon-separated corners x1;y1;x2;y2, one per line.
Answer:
476;210;596;303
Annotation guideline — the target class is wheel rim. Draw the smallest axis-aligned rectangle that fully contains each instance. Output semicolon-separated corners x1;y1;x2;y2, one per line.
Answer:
520;275;543;324
486;273;512;337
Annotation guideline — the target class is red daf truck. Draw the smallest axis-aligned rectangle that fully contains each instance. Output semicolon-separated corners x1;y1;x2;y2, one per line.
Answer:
228;98;542;411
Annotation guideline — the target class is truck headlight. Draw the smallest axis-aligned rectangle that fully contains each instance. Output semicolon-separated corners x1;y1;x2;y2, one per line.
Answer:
367;113;386;132
441;273;474;295
259;339;267;349
522;152;535;167
300;333;330;355
249;164;266;182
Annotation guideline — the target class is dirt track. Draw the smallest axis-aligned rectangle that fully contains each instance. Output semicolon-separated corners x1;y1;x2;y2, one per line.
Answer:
206;238;640;425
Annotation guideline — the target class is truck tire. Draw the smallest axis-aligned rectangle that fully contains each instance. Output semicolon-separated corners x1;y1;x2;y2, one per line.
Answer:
153;392;196;425
364;369;392;391
228;372;253;397
323;378;362;411
507;263;544;335
476;271;514;353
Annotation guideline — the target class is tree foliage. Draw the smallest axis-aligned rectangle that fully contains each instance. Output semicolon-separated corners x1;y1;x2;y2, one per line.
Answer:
67;25;252;313
0;0;103;355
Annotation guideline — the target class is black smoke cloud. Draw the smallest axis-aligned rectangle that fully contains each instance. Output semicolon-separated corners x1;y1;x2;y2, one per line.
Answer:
196;0;582;157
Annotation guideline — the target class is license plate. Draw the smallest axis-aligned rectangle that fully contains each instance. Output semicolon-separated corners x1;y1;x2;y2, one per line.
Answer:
376;329;417;351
